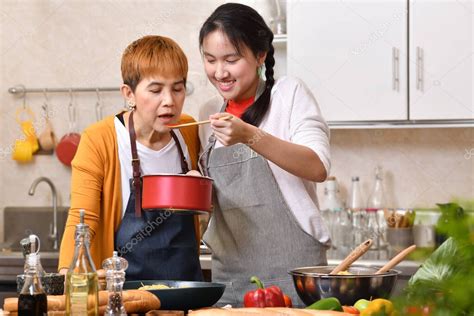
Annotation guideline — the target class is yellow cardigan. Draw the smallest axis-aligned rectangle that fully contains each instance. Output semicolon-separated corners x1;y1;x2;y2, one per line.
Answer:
58;113;200;270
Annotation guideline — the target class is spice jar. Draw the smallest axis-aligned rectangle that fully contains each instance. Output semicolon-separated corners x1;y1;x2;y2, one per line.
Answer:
102;251;128;316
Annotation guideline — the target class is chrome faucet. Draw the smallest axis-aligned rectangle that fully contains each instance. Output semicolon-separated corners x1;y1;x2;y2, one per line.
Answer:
28;177;58;251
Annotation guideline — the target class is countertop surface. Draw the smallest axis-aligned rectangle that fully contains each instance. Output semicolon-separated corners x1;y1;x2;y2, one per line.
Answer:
0;252;421;283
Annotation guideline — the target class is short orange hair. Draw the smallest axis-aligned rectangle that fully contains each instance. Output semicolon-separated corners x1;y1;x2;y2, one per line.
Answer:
121;35;188;91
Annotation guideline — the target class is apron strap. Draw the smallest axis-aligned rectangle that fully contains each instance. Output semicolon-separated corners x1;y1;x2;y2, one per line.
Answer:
128;111;142;218
198;101;228;177
170;130;189;174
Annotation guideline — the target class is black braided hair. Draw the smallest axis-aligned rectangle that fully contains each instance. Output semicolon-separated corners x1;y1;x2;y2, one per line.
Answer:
199;3;276;127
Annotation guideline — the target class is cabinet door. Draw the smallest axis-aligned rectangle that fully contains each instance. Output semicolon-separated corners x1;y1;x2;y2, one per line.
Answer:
287;0;407;121
410;0;473;120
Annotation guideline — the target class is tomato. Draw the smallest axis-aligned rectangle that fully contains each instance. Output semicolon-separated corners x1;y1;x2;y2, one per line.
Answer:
343;306;360;314
405;305;432;316
283;294;292;307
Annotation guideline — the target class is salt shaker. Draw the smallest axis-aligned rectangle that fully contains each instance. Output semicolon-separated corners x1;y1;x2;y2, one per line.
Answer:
102;251;128;316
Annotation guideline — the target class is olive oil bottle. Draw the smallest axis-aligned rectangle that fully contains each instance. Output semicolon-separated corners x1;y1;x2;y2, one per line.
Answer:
65;209;99;315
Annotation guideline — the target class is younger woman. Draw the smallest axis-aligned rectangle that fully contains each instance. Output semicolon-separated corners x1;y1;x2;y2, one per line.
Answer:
198;3;331;306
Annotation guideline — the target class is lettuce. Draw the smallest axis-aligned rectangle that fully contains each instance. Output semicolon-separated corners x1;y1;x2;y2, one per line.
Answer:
399;203;474;315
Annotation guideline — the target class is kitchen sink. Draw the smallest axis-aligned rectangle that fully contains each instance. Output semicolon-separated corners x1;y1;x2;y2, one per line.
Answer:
3;207;69;253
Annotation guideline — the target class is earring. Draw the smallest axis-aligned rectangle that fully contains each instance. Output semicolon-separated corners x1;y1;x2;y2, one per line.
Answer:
126;99;136;110
257;65;263;77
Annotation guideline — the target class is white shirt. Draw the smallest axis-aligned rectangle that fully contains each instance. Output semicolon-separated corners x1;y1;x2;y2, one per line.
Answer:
199;76;331;244
114;117;191;216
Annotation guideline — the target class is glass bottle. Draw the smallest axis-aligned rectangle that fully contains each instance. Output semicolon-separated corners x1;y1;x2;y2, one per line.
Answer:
349;176;367;248
22;235;45;277
321;177;345;258
333;208;352;259
18;251;47;315
365;208;380;260
65;209;99;316
102;251;128;316
367;166;385;209
367;166;388;259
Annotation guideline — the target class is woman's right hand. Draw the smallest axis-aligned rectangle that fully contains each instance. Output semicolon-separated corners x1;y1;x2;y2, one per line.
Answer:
209;113;257;146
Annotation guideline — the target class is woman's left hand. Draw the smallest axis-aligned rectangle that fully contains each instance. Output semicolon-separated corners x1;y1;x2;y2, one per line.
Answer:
186;170;201;176
209;113;256;146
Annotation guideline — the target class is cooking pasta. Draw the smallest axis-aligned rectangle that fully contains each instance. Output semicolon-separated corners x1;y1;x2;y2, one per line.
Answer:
138;284;170;290
138;283;190;290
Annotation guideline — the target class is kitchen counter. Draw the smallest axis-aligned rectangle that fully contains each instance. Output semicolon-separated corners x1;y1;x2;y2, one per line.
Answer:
0;252;421;307
0;251;421;281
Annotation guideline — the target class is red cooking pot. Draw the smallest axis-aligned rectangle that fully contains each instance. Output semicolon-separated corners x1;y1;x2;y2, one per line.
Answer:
142;174;213;213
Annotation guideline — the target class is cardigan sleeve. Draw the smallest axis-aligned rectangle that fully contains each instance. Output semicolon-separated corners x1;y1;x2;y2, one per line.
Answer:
58;129;105;270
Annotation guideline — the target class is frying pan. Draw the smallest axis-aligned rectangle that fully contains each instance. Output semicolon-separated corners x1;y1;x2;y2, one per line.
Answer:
123;280;225;311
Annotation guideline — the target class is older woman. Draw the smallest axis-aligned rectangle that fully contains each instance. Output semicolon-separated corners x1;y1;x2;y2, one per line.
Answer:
58;35;203;281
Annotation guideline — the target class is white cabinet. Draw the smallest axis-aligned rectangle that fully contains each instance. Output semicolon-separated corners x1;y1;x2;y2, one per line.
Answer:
409;0;473;120
287;0;473;122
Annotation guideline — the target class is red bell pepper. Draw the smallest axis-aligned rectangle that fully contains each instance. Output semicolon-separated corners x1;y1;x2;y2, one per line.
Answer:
243;276;286;307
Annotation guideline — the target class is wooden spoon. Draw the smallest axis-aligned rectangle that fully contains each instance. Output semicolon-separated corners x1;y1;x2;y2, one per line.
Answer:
38;119;56;151
330;239;373;275
167;115;233;129
375;244;416;274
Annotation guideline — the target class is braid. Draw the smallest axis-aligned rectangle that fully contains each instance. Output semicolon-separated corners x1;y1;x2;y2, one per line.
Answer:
264;44;275;90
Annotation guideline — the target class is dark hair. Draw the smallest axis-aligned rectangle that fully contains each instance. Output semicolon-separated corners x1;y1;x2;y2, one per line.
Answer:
199;3;275;127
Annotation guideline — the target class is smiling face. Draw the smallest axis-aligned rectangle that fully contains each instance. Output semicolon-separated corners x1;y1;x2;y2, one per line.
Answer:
202;30;266;102
129;75;186;134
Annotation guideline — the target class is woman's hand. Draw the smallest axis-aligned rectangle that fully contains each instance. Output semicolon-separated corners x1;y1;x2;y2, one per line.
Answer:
209;113;257;146
186;170;201;176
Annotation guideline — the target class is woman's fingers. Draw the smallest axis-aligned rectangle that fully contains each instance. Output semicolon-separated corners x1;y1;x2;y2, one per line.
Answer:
213;130;233;146
186;170;201;176
209;113;232;120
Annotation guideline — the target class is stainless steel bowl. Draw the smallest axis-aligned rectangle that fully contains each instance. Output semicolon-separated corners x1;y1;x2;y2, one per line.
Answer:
289;266;400;306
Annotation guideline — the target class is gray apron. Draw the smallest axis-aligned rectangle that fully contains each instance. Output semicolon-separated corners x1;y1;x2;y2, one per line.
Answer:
199;105;328;307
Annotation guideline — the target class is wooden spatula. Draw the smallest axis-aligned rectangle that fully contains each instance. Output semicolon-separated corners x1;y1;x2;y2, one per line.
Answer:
375;244;416;274
330;239;373;275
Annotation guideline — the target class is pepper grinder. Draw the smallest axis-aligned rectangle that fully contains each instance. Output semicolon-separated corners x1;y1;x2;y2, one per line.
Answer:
102;251;128;316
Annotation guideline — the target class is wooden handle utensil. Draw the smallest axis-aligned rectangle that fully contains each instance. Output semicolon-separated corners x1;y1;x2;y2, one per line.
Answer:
330;239;373;275
168;115;233;129
375;244;416;274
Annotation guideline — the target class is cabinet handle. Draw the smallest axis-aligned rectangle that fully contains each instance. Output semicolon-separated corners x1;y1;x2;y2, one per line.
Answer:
392;47;400;91
416;47;424;91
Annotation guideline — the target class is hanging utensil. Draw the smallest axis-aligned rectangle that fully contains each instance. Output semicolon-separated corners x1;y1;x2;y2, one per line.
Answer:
12;92;38;163
56;89;81;166
330;239;373;275
95;88;102;121
375;244;416;274
38;89;56;152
